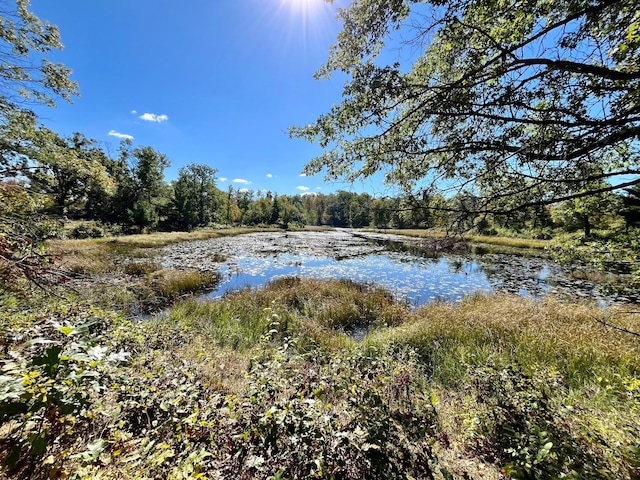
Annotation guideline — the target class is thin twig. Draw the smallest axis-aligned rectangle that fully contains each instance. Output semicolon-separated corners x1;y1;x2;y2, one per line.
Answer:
591;314;640;337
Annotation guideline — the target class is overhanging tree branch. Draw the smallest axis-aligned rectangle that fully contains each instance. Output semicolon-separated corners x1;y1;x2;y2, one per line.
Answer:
293;0;640;222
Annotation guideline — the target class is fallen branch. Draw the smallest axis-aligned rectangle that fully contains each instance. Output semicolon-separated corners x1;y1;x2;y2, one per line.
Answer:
591;312;640;338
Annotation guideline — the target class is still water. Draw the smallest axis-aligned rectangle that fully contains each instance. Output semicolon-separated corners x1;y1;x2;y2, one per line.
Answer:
157;230;634;306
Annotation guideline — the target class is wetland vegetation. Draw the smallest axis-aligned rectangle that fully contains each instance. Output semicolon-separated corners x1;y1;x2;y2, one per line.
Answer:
2;228;640;479
3;0;640;478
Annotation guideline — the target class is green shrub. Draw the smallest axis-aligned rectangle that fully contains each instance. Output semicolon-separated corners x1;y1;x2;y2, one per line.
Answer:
214;340;440;479
0;307;128;477
70;222;105;239
472;366;610;479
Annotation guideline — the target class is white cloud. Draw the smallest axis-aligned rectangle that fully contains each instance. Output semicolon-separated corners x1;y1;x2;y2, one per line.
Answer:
238;188;250;193
218;177;227;182
131;110;137;114
299;173;307;177
301;191;318;197
108;130;134;140
266;173;273;178
139;113;169;123
296;186;310;191
233;178;251;184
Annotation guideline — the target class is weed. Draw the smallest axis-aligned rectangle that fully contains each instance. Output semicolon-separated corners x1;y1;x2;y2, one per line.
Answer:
148;269;220;299
0;304;128;477
3;249;640;479
472;366;608;479
210;252;226;262
69;221;106;239
123;261;162;276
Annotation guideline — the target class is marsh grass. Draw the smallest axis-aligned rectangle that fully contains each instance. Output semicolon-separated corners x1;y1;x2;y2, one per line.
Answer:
162;280;640;478
167;277;408;351
123;261;162;276
97;227;279;249
148;269;220;299
373;294;640;387
262;277;408;330
169;277;640;388
49;241;114;274
367;228;551;250
167;293;278;350
466;234;550;249
41;228;281;311
210;252;227;262
3;275;640;479
48;227;280;268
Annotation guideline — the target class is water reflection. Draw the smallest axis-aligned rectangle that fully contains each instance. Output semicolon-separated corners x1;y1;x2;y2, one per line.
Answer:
205;251;586;306
155;230;636;306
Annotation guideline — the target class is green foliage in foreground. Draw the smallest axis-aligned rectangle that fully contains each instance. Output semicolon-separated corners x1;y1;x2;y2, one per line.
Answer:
1;279;640;479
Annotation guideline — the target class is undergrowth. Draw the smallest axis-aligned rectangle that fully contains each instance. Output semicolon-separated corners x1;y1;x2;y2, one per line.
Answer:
1;276;639;479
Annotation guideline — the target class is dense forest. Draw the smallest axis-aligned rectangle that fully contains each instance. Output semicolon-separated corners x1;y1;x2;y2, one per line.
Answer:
4;130;640;238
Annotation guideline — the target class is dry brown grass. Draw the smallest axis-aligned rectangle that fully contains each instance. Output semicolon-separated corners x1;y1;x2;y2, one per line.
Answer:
49;242;114;274
366;228;551;249
373;293;640;384
466;234;550;249
49;227;280;253
148;269;219;299
123;261;163;275
96;227;280;249
177;335;250;393
260;277;409;330
46;227;280;275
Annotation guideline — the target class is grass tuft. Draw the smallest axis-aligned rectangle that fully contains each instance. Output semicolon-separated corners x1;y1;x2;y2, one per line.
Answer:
123;261;162;275
149;269;220;299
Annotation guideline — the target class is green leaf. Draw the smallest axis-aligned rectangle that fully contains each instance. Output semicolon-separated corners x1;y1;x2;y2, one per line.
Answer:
535;442;553;464
71;439;109;463
3;443;23;469
30;433;49;455
32;345;62;377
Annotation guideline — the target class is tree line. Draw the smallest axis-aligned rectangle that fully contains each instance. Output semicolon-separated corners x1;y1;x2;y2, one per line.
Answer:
3;113;640;239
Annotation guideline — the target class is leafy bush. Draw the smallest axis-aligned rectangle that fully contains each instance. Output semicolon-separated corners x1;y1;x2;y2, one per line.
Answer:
214;333;440;479
70;221;106;239
0;306;128;477
0;183;64;291
473;366;610;479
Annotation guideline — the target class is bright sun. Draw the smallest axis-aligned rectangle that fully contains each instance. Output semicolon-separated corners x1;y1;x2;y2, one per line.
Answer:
286;0;320;5
282;0;323;14
275;0;335;45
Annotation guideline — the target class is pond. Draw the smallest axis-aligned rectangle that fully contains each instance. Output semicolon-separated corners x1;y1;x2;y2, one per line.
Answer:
156;230;637;306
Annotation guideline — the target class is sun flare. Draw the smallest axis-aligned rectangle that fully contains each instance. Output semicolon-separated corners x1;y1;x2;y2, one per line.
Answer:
281;0;324;15
272;0;337;52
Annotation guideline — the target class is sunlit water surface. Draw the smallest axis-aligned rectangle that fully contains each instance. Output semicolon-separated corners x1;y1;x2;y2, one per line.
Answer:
156;230;635;306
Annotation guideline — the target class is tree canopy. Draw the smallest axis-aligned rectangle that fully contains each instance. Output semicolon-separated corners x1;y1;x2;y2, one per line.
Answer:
0;0;80;289
0;0;77;113
291;0;640;222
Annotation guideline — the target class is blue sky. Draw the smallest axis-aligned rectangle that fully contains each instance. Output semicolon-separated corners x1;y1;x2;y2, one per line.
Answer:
30;0;380;196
